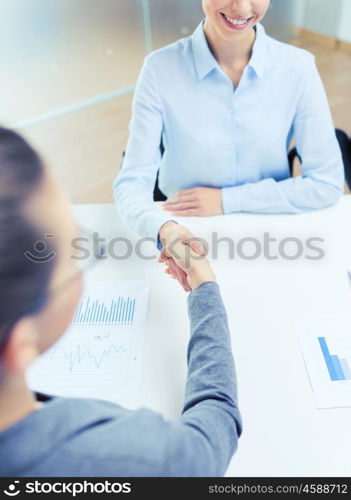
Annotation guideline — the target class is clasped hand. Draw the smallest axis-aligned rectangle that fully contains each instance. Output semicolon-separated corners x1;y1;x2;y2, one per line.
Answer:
157;221;216;292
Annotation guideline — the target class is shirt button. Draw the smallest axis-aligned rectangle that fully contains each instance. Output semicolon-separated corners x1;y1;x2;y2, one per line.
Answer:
229;144;235;151
229;107;234;113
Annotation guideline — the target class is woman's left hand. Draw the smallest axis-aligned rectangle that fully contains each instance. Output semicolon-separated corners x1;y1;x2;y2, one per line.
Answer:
162;187;223;216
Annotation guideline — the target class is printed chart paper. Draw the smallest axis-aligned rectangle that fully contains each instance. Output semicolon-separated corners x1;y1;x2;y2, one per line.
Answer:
27;281;149;404
296;314;351;409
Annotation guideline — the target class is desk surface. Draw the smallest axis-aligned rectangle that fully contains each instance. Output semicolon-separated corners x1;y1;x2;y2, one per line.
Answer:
72;196;351;477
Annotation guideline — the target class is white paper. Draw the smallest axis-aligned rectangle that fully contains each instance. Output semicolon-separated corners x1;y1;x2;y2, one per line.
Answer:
27;281;149;404
296;314;351;409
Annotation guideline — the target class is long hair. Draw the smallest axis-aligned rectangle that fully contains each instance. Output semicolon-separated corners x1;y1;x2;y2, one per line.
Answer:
0;127;55;355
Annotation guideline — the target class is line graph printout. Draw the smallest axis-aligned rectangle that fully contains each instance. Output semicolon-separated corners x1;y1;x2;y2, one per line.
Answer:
26;281;149;404
296;315;351;409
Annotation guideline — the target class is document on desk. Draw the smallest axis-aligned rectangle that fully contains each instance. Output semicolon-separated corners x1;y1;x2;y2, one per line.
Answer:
26;281;149;404
296;315;351;409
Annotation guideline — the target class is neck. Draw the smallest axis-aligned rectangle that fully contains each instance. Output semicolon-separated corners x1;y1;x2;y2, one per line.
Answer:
0;373;37;432
204;19;256;68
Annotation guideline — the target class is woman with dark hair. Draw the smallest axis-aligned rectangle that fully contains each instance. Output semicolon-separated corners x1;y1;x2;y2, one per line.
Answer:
0;128;241;477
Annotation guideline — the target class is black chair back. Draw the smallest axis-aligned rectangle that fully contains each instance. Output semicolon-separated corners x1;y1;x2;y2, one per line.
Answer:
288;128;351;190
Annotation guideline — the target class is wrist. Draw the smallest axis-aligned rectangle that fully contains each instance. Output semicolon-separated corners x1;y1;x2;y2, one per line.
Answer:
159;220;178;239
189;265;216;289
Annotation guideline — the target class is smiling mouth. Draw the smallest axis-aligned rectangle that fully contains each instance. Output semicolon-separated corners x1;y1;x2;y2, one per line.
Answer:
220;12;254;28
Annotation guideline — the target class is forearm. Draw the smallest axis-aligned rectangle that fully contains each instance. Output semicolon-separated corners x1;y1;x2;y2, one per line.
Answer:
108;281;241;477
113;170;170;241
176;281;241;475
185;282;238;409
222;172;343;215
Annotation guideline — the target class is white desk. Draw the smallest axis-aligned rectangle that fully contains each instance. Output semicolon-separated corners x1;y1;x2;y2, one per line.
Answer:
72;196;351;477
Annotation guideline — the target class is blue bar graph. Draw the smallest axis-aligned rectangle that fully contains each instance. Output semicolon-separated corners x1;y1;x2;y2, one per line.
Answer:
340;358;351;379
73;296;136;326
318;337;351;382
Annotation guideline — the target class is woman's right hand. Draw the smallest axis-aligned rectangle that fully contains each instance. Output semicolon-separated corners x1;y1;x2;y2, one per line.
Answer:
158;221;216;291
158;221;205;255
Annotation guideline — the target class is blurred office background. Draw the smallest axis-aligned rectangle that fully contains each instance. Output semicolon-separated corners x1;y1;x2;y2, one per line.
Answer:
1;0;350;203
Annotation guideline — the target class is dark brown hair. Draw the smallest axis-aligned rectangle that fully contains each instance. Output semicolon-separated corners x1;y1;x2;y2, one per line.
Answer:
0;127;55;355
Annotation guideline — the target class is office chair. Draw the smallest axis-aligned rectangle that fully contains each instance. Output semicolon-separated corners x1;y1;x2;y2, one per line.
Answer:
288;128;351;190
152;141;167;201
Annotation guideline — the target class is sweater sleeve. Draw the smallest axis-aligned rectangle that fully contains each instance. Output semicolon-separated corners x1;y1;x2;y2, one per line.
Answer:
163;281;242;476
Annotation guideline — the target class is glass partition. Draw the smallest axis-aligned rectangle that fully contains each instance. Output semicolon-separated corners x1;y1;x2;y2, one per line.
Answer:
0;0;145;124
149;0;203;49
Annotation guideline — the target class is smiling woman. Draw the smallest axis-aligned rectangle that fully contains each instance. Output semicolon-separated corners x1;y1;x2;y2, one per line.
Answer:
201;0;270;87
203;0;268;33
114;0;344;261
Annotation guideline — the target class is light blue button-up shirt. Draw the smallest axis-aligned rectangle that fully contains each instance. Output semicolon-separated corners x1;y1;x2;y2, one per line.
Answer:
114;21;344;241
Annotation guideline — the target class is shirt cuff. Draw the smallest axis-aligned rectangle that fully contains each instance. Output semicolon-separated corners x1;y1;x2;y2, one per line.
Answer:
144;212;175;247
221;186;243;214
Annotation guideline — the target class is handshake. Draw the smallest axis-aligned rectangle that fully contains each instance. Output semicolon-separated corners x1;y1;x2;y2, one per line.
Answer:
157;221;216;292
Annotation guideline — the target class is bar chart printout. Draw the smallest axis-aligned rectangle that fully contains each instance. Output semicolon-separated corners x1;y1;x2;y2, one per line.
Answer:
297;315;351;408
318;337;351;381
26;281;149;404
73;295;137;326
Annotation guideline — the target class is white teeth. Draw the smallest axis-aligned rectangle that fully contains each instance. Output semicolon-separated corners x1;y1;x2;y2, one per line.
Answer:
224;14;249;26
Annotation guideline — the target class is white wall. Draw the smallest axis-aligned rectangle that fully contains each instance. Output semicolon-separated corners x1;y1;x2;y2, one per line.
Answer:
292;0;307;27
338;0;351;43
294;0;351;43
303;0;343;38
263;0;301;40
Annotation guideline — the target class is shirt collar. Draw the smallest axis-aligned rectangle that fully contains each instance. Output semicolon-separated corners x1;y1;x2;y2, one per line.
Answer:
248;22;268;78
191;21;218;80
191;20;268;81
